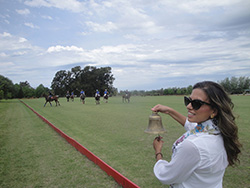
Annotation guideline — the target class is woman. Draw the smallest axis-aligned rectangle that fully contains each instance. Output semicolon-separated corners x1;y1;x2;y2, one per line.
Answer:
152;81;241;188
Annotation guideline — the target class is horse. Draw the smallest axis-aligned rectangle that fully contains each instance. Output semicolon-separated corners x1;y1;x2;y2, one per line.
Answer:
80;93;86;104
66;94;70;102
43;94;60;107
70;94;74;102
95;94;100;105
103;94;109;103
122;93;131;103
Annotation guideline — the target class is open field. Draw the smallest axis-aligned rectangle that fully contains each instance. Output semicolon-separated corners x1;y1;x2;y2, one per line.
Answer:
0;99;120;188
1;95;249;187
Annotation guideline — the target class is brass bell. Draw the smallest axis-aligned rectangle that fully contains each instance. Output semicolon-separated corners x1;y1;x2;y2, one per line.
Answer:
145;112;166;134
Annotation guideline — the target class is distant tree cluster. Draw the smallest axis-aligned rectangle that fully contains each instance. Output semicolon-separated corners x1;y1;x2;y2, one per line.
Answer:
119;85;193;96
0;75;50;99
219;76;250;94
51;66;116;97
119;77;250;96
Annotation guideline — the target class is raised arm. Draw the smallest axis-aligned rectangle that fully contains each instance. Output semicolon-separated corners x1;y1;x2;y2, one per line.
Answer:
151;104;186;126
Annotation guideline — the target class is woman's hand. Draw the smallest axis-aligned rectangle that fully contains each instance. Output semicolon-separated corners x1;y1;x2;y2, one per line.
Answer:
152;104;186;126
153;136;164;161
151;104;172;114
153;136;164;153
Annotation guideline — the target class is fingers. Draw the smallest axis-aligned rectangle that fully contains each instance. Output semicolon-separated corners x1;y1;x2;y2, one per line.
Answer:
155;136;163;141
153;136;164;152
151;104;161;112
152;104;171;115
151;104;167;113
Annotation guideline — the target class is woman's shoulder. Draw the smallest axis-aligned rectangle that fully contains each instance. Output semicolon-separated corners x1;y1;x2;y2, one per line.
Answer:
187;134;225;154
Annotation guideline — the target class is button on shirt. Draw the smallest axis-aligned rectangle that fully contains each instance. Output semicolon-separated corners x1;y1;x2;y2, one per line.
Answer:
154;119;228;188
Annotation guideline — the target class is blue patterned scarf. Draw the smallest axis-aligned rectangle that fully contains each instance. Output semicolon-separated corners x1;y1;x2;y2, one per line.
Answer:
172;119;220;154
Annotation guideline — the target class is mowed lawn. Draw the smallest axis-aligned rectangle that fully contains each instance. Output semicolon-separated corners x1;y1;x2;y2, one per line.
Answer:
0;99;120;188
1;95;249;187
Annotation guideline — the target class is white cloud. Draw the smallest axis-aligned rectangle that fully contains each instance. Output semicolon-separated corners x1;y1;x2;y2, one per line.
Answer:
0;62;15;66
41;15;53;20
19;37;27;43
1;32;12;37
159;0;243;14
16;8;30;15
47;45;84;53
24;22;40;29
0;32;32;51
24;0;86;13
85;21;118;33
4;19;10;24
0;52;7;57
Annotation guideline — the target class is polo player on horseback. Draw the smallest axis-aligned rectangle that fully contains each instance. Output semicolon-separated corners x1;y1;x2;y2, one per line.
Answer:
95;89;99;97
48;91;53;100
95;89;101;104
104;89;108;97
80;89;86;103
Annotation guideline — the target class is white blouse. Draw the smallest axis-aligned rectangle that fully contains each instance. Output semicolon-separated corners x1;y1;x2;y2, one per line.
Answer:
154;119;228;188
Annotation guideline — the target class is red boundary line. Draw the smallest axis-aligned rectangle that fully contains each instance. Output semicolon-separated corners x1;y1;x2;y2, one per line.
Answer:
21;100;140;188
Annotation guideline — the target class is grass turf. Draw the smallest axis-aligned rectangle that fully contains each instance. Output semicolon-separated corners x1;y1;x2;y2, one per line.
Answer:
0;99;120;188
1;95;249;187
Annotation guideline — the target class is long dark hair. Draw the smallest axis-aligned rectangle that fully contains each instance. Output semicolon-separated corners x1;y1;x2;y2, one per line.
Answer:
193;81;242;166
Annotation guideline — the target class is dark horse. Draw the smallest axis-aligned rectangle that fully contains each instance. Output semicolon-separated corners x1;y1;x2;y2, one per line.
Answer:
80;93;86;104
70;94;74;102
66;94;70;102
103;94;108;103
43;94;60;107
122;92;131;103
95;94;100;105
66;93;74;102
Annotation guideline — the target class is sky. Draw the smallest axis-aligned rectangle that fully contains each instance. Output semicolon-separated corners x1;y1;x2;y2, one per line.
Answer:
0;0;250;91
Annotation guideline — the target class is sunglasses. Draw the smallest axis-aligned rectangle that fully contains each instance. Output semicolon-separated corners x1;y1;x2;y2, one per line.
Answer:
184;96;211;110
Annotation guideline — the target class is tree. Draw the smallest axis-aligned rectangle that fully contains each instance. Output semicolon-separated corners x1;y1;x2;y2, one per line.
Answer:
0;75;14;99
35;84;49;98
0;90;4;99
219;76;250;94
17;86;24;99
13;84;20;98
51;70;72;96
186;85;193;94
20;81;35;98
51;66;115;97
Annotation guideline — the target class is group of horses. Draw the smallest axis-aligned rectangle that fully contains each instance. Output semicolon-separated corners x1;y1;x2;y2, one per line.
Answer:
43;92;131;107
94;93;108;105
66;94;75;102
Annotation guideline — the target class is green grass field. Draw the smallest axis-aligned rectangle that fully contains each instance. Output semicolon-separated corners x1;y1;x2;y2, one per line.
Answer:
1;95;249;187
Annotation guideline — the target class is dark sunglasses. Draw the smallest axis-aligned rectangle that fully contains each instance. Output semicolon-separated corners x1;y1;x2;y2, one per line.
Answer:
184;96;211;110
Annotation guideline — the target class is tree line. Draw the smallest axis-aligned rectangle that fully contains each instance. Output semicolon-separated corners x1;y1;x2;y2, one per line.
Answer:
0;69;249;100
0;66;116;99
120;77;250;96
119;85;194;96
0;76;50;99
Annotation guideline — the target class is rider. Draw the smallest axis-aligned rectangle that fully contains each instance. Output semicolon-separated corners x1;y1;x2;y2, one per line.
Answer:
80;89;85;96
104;89;108;97
80;89;85;99
48;91;53;100
125;90;129;97
66;91;70;97
95;89;100;97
